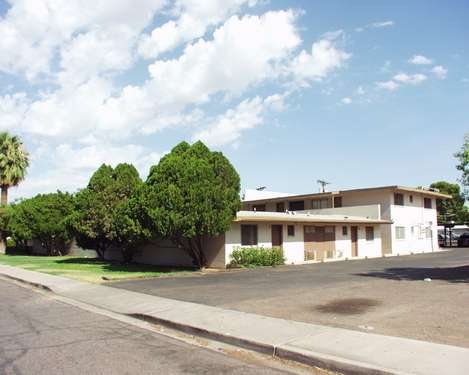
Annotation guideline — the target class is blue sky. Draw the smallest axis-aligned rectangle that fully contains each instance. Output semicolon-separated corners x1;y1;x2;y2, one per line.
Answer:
0;0;467;200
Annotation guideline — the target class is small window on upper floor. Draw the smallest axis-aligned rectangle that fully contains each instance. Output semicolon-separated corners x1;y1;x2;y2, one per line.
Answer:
311;198;332;209
276;202;285;212
342;226;348;236
394;193;404;206
334;196;343;208
409;195;413;203
366;226;374;241
395;226;406;240
287;225;295;236
424;198;432;209
289;200;305;211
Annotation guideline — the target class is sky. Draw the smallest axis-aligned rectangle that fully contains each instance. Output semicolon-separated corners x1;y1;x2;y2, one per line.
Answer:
0;0;468;201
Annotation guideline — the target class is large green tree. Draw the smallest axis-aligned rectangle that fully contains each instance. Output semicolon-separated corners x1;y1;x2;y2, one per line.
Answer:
67;163;144;260
455;133;469;194
137;141;241;268
430;181;468;224
0;132;30;205
7;192;75;255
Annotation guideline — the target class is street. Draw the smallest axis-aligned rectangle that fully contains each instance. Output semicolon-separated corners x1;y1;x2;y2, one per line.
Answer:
111;248;469;347
0;279;299;375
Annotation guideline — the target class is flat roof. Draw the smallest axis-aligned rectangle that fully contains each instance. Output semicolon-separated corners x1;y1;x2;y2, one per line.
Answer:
235;211;393;225
243;185;451;204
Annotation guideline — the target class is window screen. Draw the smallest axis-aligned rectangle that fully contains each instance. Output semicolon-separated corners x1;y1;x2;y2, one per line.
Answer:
241;225;258;246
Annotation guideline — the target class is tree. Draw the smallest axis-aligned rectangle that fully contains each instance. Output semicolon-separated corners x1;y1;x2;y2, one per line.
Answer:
455;133;469;195
0;132;29;205
67;163;144;260
137;141;241;268
7;192;75;255
430;181;469;224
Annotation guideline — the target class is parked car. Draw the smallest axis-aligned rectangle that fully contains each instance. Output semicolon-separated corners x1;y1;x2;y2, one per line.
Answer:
457;232;469;247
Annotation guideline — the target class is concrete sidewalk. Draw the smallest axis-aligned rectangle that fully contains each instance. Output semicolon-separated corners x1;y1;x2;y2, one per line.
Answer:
1;264;468;375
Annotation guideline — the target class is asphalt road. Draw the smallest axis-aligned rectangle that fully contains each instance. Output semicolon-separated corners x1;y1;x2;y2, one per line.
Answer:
0;279;295;375
110;248;469;347
111;248;469;306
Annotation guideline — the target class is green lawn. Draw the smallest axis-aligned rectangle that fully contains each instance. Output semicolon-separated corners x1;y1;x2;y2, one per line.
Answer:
0;254;196;283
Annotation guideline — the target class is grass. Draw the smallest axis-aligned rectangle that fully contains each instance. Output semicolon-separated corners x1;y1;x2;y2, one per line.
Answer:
0;254;196;283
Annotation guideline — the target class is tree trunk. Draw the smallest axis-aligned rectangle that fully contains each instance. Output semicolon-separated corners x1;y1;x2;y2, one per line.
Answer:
1;186;8;206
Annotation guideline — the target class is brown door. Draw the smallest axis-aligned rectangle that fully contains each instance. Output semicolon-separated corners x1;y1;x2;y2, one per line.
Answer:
351;226;358;257
272;225;283;247
304;226;335;261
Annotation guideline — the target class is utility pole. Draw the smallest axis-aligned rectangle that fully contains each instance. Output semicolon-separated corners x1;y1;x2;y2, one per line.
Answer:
317;179;330;193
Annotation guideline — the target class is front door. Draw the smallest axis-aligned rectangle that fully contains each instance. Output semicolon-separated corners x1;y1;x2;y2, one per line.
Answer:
304;226;335;261
272;225;283;248
351;226;358;257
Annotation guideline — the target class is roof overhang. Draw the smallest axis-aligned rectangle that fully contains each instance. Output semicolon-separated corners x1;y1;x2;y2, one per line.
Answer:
243;185;451;204
234;211;393;225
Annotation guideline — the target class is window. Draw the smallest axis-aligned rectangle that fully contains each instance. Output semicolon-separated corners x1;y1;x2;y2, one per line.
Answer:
241;225;258;246
395;226;405;240
411;226;415;237
334;196;343;208
325;226;335;234
409;195;413;203
425;226;432;238
289;200;305;211
342;226;348;236
366;226;374;241
394;193;404;206
252;204;266;212
276;202;285;212
424;198;432;209
311;198;332;209
287;225;295;236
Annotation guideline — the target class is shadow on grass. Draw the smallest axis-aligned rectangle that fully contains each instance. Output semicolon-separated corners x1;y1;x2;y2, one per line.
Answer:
357;265;469;283
56;257;196;274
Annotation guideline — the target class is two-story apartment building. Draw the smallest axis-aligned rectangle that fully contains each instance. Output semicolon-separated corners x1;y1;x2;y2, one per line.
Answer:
104;185;449;268
236;186;449;264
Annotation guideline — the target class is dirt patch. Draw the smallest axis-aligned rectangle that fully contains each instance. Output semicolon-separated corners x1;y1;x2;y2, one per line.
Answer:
314;298;382;315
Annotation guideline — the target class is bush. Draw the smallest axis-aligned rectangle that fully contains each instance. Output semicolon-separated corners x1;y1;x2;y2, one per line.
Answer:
6;237;15;248
230;246;285;267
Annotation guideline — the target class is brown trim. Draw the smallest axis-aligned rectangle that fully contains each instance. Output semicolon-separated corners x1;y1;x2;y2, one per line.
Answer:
243;185;451;204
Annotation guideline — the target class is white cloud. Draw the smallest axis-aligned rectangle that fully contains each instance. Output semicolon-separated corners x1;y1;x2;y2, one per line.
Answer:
138;0;257;59
144;10;301;105
288;39;350;86
356;20;394;32
431;65;448;79
376;80;400;91
393;73;427;85
370;21;394;28
408;54;433;65
193;96;265;147
264;92;289;112
0;0;166;81
11;142;163;199
356;86;365;95
341;97;352;104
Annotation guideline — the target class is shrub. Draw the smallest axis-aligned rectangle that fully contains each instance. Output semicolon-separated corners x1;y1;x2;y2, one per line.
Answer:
6;237;15;248
230;246;285;267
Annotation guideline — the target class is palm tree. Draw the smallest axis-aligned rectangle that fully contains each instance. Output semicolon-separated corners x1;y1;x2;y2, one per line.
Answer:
0;132;29;205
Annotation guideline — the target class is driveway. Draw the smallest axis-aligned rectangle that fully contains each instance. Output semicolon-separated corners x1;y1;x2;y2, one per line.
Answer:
111;248;469;348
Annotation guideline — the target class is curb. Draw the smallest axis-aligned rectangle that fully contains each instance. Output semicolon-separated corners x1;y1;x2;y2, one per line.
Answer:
1;265;468;375
129;312;405;375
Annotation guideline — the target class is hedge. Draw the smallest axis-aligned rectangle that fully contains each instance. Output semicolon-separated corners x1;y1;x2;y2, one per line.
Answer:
230;246;285;267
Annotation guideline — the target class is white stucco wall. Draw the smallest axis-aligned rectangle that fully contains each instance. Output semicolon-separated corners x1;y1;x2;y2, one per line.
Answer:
389;195;438;255
225;222;383;265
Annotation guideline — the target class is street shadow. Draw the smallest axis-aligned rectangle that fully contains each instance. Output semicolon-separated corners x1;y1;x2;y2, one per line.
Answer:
357;265;469;283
